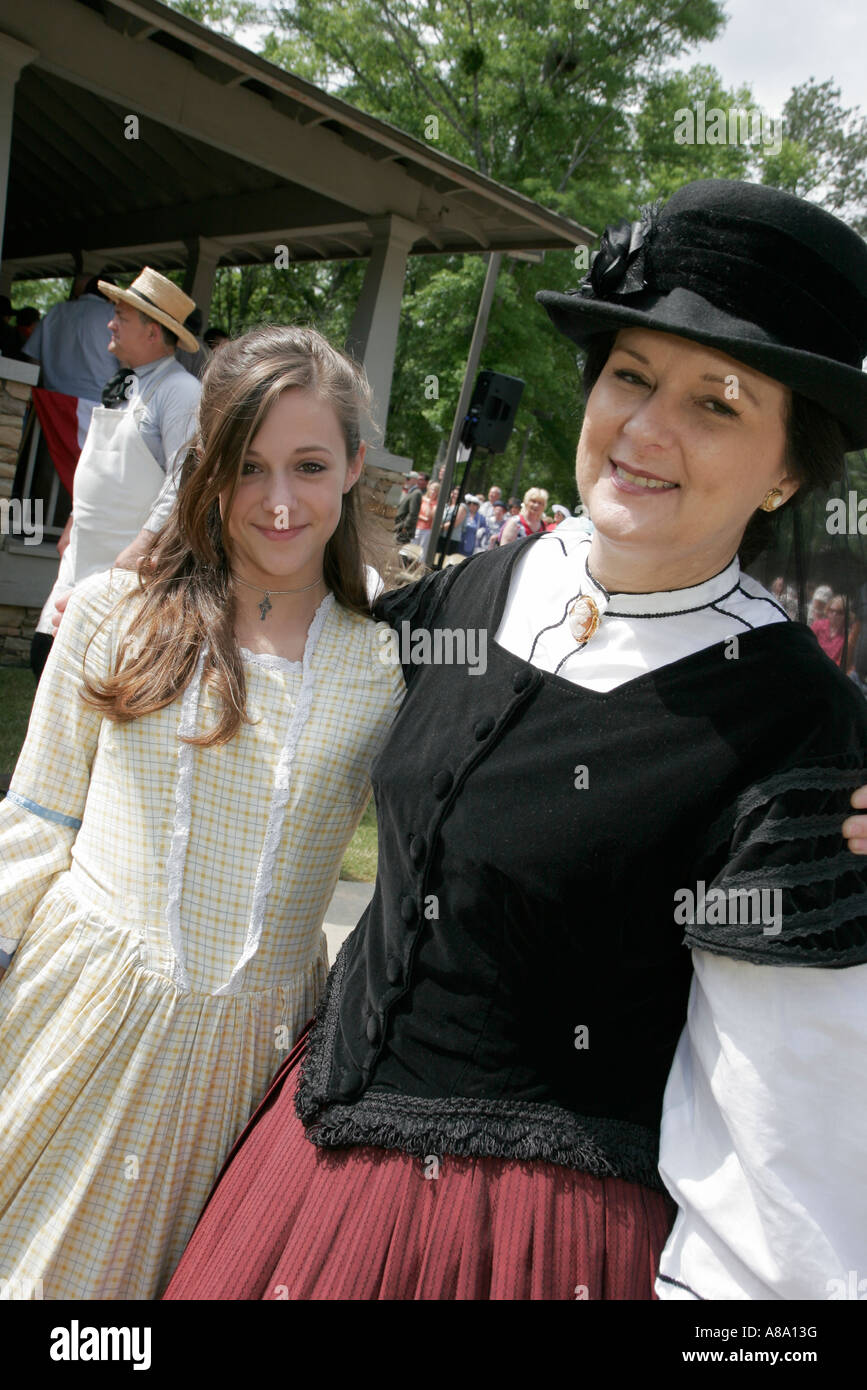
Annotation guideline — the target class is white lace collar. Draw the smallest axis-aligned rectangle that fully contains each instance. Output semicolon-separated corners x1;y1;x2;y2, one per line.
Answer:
559;523;741;620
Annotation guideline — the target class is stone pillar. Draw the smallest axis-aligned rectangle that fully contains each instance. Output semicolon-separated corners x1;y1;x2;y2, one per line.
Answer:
0;33;38;260
0;357;43;665
0;368;31;500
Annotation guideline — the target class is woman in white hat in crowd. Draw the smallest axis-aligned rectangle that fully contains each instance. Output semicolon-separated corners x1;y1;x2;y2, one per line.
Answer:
460;494;489;556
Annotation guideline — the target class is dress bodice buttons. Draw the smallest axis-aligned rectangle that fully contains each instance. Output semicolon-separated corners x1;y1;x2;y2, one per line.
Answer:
432;769;453;798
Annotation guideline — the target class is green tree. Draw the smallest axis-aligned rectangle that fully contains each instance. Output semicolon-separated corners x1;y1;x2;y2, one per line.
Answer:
170;0;260;37
165;1;867;500
757;78;867;233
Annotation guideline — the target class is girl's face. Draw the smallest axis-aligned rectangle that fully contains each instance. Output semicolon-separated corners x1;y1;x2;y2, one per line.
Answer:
524;493;545;521
577;327;796;589
221;388;363;590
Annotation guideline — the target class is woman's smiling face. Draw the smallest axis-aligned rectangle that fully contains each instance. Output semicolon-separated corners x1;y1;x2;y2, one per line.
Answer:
576;328;798;590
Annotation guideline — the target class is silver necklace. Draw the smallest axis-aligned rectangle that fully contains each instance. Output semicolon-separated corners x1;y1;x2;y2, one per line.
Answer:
233;573;324;621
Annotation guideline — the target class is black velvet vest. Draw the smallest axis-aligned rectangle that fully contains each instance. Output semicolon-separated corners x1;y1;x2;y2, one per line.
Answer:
296;537;867;1190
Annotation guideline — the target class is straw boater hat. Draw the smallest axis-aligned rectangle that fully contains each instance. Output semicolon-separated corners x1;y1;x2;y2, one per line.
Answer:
536;179;867;449
97;267;199;353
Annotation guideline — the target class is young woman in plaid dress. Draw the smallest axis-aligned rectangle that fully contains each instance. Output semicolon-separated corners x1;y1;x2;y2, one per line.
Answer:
0;326;402;1298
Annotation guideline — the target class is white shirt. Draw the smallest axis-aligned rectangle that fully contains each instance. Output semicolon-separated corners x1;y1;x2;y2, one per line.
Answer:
496;518;787;691
128;356;201;533
498;519;866;1301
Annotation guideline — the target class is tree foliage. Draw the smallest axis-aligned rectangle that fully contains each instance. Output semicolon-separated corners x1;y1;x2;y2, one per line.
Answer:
163;0;867;499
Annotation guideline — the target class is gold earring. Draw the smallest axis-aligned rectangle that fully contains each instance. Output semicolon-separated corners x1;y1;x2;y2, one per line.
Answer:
760;487;784;512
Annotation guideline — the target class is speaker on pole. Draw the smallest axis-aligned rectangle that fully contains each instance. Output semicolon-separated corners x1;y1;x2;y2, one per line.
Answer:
460;370;525;454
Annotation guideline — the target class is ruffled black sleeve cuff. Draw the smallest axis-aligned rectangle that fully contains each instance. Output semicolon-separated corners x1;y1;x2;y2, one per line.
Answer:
680;751;867;967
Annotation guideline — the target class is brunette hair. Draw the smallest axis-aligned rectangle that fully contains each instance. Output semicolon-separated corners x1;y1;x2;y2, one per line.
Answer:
82;323;381;746
579;332;849;566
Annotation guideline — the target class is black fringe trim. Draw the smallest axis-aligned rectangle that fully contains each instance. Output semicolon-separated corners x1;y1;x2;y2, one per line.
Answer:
302;1088;664;1192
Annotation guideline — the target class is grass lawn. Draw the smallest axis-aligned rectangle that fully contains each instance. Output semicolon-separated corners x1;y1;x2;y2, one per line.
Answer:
0;668;37;785
0;667;379;881
339;800;379;882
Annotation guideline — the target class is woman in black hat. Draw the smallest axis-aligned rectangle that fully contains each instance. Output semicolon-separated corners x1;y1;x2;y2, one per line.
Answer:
165;180;867;1302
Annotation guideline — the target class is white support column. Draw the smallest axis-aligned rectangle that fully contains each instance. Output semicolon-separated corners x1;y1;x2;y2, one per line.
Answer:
0;34;38;264
347;215;421;446
183;236;223;324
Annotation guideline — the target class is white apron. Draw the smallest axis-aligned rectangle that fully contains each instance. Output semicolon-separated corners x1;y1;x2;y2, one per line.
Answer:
37;361;173;635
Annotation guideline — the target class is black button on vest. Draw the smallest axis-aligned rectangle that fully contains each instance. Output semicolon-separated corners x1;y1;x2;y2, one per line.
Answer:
400;895;417;924
512;668;534;694
366;1015;380;1044
409;834;426;865
432;769;453;798
386;956;403;985
474;715;495;741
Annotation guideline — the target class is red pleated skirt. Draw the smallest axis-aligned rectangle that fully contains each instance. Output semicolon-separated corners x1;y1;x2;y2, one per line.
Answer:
163;1030;675;1301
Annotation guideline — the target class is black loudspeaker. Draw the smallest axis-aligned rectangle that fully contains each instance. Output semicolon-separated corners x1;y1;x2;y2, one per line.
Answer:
460;370;525;454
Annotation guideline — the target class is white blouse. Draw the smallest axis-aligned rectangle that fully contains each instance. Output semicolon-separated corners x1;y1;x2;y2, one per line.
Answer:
497;519;866;1301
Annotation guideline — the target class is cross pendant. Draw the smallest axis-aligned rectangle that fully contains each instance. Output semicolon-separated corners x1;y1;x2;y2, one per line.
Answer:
258;592;272;621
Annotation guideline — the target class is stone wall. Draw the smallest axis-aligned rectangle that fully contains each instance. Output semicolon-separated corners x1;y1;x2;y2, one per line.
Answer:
0;602;41;666
0;373;36;667
361;460;402;521
0;377;28;498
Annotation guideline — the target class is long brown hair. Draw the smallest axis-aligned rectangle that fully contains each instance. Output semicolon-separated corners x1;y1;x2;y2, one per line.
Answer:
82;324;386;746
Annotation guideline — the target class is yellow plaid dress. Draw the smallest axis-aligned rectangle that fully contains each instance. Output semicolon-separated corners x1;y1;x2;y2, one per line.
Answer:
0;568;403;1299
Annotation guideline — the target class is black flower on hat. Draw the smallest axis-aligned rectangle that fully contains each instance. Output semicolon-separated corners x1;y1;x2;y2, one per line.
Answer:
579;201;660;300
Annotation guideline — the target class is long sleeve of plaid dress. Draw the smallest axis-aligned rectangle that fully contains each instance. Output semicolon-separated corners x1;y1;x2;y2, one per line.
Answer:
0;571;114;968
0;567;403;1299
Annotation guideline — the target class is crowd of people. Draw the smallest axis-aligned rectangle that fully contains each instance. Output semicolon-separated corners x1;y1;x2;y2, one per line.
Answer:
398;484;862;693
0;297;41;360
395;474;587;557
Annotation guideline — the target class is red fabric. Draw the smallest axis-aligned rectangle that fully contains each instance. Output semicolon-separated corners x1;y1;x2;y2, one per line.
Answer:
811;617;845;666
415;494;436;532
31;388;80;495
163;1032;675;1301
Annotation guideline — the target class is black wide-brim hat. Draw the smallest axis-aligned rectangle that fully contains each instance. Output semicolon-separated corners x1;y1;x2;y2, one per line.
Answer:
536;179;867;449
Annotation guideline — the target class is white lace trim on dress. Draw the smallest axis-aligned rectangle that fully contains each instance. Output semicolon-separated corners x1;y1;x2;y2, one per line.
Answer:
163;645;207;993
163;596;334;995
238;647;303;673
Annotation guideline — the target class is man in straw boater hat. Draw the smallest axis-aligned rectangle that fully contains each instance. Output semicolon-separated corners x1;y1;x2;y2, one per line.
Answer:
32;268;202;678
